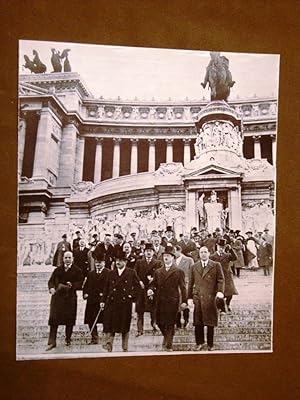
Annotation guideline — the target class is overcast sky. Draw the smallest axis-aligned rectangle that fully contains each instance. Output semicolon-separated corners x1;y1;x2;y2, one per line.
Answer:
19;40;280;101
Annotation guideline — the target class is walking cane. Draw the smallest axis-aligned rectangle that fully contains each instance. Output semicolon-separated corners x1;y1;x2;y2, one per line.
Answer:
89;305;103;334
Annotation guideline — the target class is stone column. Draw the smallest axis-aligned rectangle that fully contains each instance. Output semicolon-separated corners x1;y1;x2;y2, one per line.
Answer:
57;118;79;186
148;139;156;172
32;107;53;179
186;190;197;230
130;138;138;174
229;186;242;230
94;138;103;183
166;139;174;163
253;135;261;159
183;138;191;167
18;116;26;179
112;138;121;178
74;135;85;183
271;134;276;165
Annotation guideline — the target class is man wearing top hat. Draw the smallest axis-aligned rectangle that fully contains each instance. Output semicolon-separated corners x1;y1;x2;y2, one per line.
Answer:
94;233;114;269
188;246;224;351
210;238;238;312
53;234;72;268
135;242;162;336
83;246;111;344
46;251;84;350
147;245;187;351
102;248;140;352
161;226;178;249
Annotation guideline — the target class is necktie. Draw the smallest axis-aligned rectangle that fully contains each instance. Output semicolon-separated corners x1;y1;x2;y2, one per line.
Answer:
202;262;206;269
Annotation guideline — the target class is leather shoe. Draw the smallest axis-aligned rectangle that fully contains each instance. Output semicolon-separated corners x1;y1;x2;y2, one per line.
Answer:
152;323;159;332
46;344;56;351
65;340;71;347
207;346;214;351
135;332;143;337
193;344;206;351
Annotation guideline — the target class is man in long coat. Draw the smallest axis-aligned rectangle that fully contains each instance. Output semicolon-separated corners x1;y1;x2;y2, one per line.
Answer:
258;236;273;276
174;245;194;328
147;245;187;351
83;247;111;344
46;251;83;350
73;239;90;278
177;232;197;259
102;249;140;352
135;243;162;335
210;238;238;312
94;233;115;269
52;234;72;268
188;246;224;351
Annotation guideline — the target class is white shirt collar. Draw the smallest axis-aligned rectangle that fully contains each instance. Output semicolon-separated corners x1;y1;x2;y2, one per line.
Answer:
117;266;126;276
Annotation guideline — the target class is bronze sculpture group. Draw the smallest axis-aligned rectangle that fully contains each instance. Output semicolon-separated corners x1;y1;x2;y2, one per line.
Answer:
201;51;235;101
23;48;71;74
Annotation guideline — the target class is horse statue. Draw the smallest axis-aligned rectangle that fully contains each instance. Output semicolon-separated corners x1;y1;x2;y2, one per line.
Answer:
32;50;46;73
51;48;62;72
201;52;235;101
23;50;46;74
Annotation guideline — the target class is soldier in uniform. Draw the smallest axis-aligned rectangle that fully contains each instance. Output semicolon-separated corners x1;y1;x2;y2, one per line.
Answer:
83;247;111;344
102;249;140;352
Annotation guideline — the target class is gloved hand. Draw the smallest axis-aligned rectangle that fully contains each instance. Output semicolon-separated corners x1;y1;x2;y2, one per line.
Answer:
187;299;193;308
49;288;55;295
216;292;224;299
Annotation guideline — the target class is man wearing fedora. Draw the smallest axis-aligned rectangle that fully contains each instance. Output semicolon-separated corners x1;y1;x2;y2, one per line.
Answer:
210;238;238;312
102;248;140;352
188;246;224;351
135;242;162;336
53;234;72;268
147;245;187;351
83;247;111;344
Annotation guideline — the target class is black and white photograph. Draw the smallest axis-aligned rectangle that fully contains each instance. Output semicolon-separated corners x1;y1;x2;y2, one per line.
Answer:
17;39;279;360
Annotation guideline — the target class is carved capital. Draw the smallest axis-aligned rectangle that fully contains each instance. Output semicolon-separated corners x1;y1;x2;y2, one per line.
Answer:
130;138;139;144
95;137;104;144
165;138;174;144
148;138;157;144
183;138;191;144
113;137;122;144
252;135;261;142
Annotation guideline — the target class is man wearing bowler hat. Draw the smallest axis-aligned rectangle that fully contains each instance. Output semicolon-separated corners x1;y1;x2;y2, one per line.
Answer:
135;242;162;336
188;246;224;351
147;244;187;351
83;247;111;344
102;248;140;352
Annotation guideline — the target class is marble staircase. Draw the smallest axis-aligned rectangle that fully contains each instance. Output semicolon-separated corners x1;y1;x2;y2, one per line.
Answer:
16;268;273;359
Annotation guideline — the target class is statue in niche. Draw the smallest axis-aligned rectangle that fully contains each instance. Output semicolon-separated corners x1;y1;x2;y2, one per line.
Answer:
131;107;140;119
204;191;224;233
197;193;206;228
149;107;156;119
201;52;235;101
114;107;122;119
166;108;174;120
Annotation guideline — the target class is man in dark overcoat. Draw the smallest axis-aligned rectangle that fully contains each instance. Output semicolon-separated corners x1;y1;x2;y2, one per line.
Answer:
83;247;111;344
258;236;273;276
135;243;162;335
52;234;72;267
46;251;84;350
147;245;187;351
161;226;178;249
94;233;114;269
210;238;238;312
188;246;224;351
123;242;137;269
73;239;90;278
177;232;197;258
72;230;82;252
174;245;194;328
102;249;140;352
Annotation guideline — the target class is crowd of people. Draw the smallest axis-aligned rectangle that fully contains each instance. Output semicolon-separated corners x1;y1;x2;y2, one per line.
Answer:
46;225;274;353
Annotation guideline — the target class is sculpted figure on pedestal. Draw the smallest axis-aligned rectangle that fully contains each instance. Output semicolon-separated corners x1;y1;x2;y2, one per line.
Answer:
204;191;223;233
201;52;235;101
